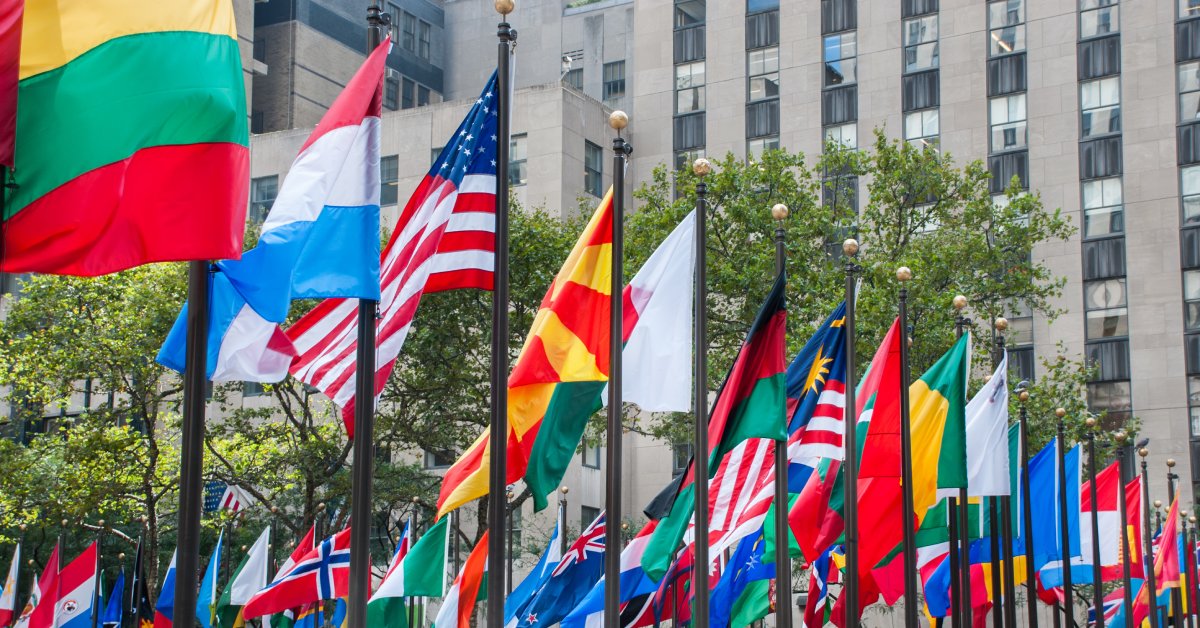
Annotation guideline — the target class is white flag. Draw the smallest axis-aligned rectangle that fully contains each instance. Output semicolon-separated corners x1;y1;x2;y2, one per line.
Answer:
229;528;270;606
0;543;19;626
965;352;1010;496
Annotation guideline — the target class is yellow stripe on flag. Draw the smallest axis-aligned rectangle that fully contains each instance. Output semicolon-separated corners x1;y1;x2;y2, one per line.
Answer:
909;380;952;523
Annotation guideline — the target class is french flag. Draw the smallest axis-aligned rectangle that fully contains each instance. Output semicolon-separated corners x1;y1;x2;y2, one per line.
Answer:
158;39;390;382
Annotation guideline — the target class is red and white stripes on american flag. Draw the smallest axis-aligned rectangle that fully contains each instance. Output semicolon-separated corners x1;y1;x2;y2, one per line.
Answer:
787;379;847;466
687;438;777;562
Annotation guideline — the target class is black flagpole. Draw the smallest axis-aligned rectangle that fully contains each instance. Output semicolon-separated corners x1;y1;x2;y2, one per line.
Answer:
995;318;1018;628
896;266;919;628
488;2;514;627
1169;459;1183;628
1140;447;1160;628
173;260;210;628
771;203;791;628
842;241;861;628
1114;433;1134;626
347;8;384;628
604;110;629;628
692;158;711;627
989;320;1004;628
951;296;971;628
1085;418;1103;628
1054;408;1074;628
1016;387;1038;628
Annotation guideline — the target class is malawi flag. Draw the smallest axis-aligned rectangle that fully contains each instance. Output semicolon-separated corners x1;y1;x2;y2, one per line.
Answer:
6;0;249;276
640;272;787;580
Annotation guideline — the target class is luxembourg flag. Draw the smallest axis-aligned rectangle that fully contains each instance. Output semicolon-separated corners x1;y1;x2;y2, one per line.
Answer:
54;543;97;628
157;38;390;383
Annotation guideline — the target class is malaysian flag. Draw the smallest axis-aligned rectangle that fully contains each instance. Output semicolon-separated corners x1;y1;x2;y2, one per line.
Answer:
784;302;848;489
286;73;501;434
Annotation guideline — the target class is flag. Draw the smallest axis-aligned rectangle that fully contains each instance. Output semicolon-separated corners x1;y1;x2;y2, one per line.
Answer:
0;543;18;627
505;516;562;628
560;521;661;628
154;550;177;628
101;571;124;628
803;546;836;628
158;38;389;383
913;333;971;517
709;528;772;628
287;73;500;436
0;0;20;167
433;532;488;628
650;549;692;627
14;543;57;628
1131;496;1183;625
1080;461;1123;581
790;457;843;564
54;543;97;628
785;302;849;480
370;516;449;601
366;521;412;628
511;513;606;628
243;528;351;619
217;528;270;628
1088;587;1123;626
6;0;248;276
129;541;154;628
964;353;1009;496
1033;440;1084;588
196;533;224;628
218;486;252;514
1123;476;1145;576
265;526;316;628
640;273;787;580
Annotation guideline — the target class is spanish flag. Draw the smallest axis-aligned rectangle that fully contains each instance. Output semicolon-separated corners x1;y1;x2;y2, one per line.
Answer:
437;189;614;516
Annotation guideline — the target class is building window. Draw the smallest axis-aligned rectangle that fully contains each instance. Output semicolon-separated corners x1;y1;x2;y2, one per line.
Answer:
253;37;266;63
582;444;601;469
384;76;399;111
672;442;692;476
823;32;857;87
1080;0;1119;40
748;46;779;101
904;109;940;149
1184;166;1200;225
675;0;705;28
417;86;430;107
675;61;706;113
564;68;583;90
249;175;278;226
1180;62;1200;123
988;0;1025;56
1082;177;1124;238
1087;379;1131;421
402;78;415;109
243;382;265;397
511;506;523;549
674;148;705;172
380;155;399;206
509;134;527;187
903;15;939;73
603;61;626;104
989;93;1027;152
1186;270;1200;331
402;12;417;52
423;449;455;469
1084;278;1128;339
1080;77;1121;138
581;505;601;530
417;20;431;59
825;123;858;148
748;0;779;12
748;136;780;158
1184;0;1200;20
584;141;603;197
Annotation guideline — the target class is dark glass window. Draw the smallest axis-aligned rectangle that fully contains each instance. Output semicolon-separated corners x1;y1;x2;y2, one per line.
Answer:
584;141;604;197
603;61;626;104
824;32;857;87
249;175;278;225
380;155;398;207
509;134;527;187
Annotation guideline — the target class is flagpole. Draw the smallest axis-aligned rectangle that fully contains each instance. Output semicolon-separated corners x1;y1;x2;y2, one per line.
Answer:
174;260;210;628
770;203;791;628
896;266;919;628
488;3;515;628
1140;446;1161;628
987;319;1004;628
692;157;712;628
559;487;569;555
1168;459;1183;628
1113;432;1135;626
1053;409;1075;627
994;319;1018;628
840;241;861;628
1189;514;1199;628
1016;386;1039;628
1183;515;1194;628
604;110;630;628
93;521;105;628
347;8;386;628
951;296;970;628
1085;417;1103;628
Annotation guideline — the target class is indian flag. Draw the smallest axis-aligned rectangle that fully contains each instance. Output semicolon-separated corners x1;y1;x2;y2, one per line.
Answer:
6;0;249;276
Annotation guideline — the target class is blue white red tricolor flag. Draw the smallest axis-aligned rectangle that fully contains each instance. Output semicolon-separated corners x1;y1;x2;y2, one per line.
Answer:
287;72;502;435
243;528;351;619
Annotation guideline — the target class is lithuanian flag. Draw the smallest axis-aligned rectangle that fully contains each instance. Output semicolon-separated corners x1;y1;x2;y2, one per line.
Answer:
436;189;615;516
5;0;249;276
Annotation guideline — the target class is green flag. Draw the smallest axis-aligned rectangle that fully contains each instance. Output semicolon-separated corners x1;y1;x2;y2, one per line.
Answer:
371;517;449;600
730;579;772;628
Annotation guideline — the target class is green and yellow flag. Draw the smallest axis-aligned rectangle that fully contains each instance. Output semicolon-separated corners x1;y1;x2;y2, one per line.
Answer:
910;333;970;525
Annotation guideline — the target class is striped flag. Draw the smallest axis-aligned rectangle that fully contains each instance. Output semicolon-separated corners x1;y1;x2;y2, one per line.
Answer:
784;302;848;484
287;73;500;435
219;485;251;513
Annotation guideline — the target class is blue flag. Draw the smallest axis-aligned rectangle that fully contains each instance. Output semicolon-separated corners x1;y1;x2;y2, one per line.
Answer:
505;513;561;627
155;550;178;621
710;528;772;628
561;523;660;628
196;533;223;628
102;571;125;628
1036;441;1084;588
513;513;605;628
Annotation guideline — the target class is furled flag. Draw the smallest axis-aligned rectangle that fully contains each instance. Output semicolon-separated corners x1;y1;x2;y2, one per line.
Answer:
560;521;661;628
101;571;124;628
54;542;97;628
433;532;488;628
1080;461;1122;582
14;543;57;628
5;0;249;276
785;301;848;482
437;203;698;514
129;541;154;628
196;533;224;628
709;528;772;628
0;543;19;627
243;529;351;619
803;545;836;628
287;72;501;435
505;515;562;628
154;550;177;628
217;528;271;628
367;521;413;628
1033;440;1084;588
370;515;449;601
512;513;606;628
964;353;1009;497
265;526;317;628
158;38;389;383
641;272;787;580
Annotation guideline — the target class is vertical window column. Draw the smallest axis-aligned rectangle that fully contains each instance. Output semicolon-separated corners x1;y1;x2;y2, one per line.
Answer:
674;0;706;171
902;0;940;149
746;0;780;157
821;0;859;218
1177;1;1200;498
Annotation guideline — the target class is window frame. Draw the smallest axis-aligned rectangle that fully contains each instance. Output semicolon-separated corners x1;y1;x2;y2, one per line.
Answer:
824;123;858;149
402;12;417;52
904;108;940;149
1081;176;1125;239
987;0;1026;57
249;175;279;226
823;31;858;88
581;443;602;469
584;140;604;198
903;15;939;74
747;46;780;103
417;20;431;59
1080;0;1119;40
603;60;626;104
1080;76;1122;139
1180;61;1200;125
989;93;1028;153
1083;277;1129;341
380;155;399;207
675;61;706;114
509;134;528;187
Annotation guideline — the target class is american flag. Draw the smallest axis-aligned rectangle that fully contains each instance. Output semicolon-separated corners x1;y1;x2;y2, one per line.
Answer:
694;438;776;560
286;74;500;434
553;513;606;577
218;484;251;513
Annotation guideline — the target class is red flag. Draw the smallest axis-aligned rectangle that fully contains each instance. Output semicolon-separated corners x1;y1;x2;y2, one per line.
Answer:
1081;461;1123;581
15;543;58;628
243;529;351;619
0;0;21;167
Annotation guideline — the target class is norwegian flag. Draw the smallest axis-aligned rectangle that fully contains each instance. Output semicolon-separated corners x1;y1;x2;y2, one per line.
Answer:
286;72;503;436
243;528;351;619
553;513;606;577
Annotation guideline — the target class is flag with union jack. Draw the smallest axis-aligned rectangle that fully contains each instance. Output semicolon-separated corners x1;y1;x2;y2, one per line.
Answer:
513;513;606;628
243;528;351;619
